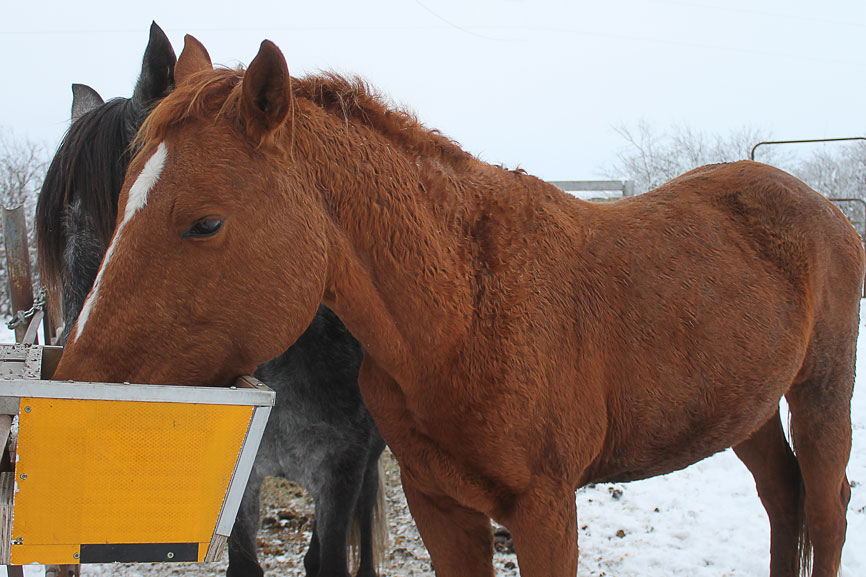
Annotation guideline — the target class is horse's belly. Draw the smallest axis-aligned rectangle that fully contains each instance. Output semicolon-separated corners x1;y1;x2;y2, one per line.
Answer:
592;408;774;484
585;364;798;485
575;266;812;484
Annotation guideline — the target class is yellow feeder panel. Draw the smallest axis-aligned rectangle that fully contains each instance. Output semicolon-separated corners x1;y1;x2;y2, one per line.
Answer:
11;397;253;565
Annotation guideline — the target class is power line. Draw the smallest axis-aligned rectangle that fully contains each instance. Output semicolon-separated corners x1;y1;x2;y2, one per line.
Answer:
648;0;866;30
1;22;864;68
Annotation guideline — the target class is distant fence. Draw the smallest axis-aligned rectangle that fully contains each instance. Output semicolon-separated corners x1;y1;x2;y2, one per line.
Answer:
550;180;635;202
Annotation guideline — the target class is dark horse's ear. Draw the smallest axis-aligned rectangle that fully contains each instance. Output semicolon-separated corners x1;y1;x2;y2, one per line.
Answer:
132;21;177;107
242;40;291;144
175;34;213;85
70;84;104;123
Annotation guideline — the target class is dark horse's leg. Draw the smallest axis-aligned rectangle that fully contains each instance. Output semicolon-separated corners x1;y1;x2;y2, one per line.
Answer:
306;440;385;577
227;473;265;577
734;409;802;577
304;453;369;577
303;521;321;577
355;437;387;577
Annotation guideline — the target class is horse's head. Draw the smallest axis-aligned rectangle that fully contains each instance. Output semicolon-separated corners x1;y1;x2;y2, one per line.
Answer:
37;21;176;344
54;40;329;387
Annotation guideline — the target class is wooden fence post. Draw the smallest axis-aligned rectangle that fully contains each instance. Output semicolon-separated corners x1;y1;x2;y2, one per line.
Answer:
2;206;35;344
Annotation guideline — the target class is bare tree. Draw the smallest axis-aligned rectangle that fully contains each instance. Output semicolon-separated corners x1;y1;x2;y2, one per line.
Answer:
1;127;47;317
604;120;787;194
1;129;45;210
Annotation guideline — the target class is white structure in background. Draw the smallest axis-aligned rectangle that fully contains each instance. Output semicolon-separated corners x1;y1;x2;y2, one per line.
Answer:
551;180;635;202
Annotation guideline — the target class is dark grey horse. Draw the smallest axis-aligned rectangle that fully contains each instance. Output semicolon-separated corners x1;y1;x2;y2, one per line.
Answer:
35;22;386;577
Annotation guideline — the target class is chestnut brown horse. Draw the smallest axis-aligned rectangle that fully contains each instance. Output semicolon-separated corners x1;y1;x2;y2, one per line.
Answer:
55;39;864;577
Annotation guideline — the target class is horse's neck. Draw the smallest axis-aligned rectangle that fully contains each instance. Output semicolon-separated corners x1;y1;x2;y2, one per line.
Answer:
300;121;476;378
295;107;578;385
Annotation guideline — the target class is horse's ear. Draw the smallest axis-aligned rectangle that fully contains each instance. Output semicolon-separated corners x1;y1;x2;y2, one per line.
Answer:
175;35;213;85
242;40;291;142
70;84;104;123
132;21;177;107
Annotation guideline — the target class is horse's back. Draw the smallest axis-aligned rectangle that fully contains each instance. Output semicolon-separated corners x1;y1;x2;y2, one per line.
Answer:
667;160;864;295
675;161;865;354
657;161;865;383
603;160;864;311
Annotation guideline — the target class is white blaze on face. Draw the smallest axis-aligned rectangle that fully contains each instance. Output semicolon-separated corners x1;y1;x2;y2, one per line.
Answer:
73;142;168;342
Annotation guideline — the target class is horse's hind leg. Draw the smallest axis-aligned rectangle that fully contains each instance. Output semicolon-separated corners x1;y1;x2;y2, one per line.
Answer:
785;312;857;577
733;408;803;577
355;438;387;577
786;374;852;577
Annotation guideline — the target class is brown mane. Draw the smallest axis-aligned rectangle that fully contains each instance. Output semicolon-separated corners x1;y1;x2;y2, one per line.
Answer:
138;67;473;168
136;67;244;147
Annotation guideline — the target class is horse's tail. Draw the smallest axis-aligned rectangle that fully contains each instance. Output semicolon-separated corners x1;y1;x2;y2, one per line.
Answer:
348;458;388;574
796;472;812;577
372;459;389;571
787;412;813;577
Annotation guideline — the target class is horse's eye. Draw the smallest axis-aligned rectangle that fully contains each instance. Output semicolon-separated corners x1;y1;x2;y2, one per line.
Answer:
183;218;224;239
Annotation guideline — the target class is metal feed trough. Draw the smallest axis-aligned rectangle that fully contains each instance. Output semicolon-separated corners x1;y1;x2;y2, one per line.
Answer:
0;342;274;566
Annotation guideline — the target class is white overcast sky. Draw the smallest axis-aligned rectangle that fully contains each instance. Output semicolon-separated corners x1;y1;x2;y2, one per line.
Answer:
2;0;865;180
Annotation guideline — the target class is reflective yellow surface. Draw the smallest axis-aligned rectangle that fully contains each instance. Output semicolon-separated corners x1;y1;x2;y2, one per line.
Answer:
11;397;252;565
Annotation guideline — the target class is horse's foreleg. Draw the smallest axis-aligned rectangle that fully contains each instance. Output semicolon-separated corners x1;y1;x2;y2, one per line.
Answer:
503;484;578;577
733;408;803;577
401;474;494;577
226;476;265;577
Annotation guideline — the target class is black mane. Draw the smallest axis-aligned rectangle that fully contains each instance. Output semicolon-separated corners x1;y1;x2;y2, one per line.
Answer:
35;97;145;333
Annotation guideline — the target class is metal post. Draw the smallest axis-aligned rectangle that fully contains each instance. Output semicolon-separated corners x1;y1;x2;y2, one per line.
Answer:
750;137;866;161
2;206;35;344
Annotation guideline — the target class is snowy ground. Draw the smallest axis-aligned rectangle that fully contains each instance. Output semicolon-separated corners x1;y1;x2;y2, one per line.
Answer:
1;301;865;576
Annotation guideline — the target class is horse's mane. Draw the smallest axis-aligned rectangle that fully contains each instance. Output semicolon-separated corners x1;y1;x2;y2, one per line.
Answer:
295;73;473;166
138;67;473;167
36;97;142;302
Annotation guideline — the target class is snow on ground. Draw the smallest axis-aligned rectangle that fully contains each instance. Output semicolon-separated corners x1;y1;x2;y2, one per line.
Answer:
1;303;865;576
